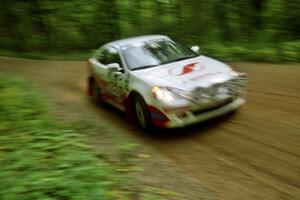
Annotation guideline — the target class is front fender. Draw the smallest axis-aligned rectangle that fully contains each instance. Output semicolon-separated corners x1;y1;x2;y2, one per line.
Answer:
128;74;154;105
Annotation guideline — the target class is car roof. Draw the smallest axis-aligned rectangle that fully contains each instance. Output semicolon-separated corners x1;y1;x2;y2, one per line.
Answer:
106;35;170;49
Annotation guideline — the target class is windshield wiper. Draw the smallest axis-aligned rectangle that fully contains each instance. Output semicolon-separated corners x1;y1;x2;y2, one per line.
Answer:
131;64;158;71
131;55;198;71
161;55;198;65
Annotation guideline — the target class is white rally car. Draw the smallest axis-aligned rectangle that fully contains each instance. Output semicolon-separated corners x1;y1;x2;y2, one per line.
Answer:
87;35;247;128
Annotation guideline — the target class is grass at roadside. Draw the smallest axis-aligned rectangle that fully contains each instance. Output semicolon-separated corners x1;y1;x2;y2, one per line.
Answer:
0;72;203;200
0;74;135;200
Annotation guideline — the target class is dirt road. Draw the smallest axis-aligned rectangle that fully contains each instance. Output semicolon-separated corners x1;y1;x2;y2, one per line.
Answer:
0;57;299;200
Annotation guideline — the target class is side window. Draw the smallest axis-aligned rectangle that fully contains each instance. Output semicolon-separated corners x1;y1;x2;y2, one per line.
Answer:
106;47;122;67
96;47;122;67
96;48;109;64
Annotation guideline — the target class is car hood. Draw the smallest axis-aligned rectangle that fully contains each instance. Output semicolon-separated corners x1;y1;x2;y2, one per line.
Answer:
131;55;233;91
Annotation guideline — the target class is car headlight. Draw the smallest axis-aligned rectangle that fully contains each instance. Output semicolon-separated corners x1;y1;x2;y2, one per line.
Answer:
230;70;239;77
152;86;191;103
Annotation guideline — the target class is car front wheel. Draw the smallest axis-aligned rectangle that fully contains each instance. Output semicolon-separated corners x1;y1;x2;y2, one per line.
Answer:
134;95;152;129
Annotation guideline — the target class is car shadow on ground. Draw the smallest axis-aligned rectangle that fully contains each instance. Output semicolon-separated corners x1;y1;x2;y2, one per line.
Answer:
90;97;238;140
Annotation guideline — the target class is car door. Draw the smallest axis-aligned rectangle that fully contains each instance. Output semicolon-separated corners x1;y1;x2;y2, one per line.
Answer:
89;46;110;84
104;47;128;105
90;46;128;107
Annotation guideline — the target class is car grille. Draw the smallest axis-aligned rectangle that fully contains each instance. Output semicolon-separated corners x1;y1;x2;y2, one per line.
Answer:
192;98;233;115
189;74;247;114
191;74;247;102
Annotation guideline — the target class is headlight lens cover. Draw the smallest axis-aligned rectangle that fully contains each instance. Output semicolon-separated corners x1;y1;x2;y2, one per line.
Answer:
152;86;191;103
230;69;239;77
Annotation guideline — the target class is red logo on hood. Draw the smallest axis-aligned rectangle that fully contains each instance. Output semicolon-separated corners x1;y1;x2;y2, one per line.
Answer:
169;62;204;76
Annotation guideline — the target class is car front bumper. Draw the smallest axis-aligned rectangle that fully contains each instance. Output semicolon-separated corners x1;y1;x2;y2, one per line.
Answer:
160;97;245;128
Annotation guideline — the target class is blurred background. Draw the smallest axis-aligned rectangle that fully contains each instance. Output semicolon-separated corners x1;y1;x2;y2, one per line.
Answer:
0;0;299;61
1;1;300;200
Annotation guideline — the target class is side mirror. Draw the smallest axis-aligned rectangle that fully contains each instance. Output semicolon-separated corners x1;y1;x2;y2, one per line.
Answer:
191;46;200;54
107;63;121;72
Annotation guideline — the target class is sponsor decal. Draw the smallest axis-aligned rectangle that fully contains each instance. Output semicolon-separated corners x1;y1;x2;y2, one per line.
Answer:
169;62;205;76
93;74;127;107
95;77;109;87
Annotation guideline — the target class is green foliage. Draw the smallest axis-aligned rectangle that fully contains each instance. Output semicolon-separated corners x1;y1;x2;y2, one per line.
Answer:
202;42;300;62
0;75;124;200
0;0;299;62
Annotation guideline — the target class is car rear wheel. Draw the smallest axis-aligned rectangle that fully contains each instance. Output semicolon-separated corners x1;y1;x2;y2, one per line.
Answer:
91;80;101;102
134;95;152;129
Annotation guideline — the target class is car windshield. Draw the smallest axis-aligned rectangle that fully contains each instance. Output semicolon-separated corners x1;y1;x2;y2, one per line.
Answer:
121;39;199;71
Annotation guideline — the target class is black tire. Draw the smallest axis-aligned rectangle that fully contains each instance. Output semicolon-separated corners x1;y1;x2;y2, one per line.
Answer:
133;95;152;129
